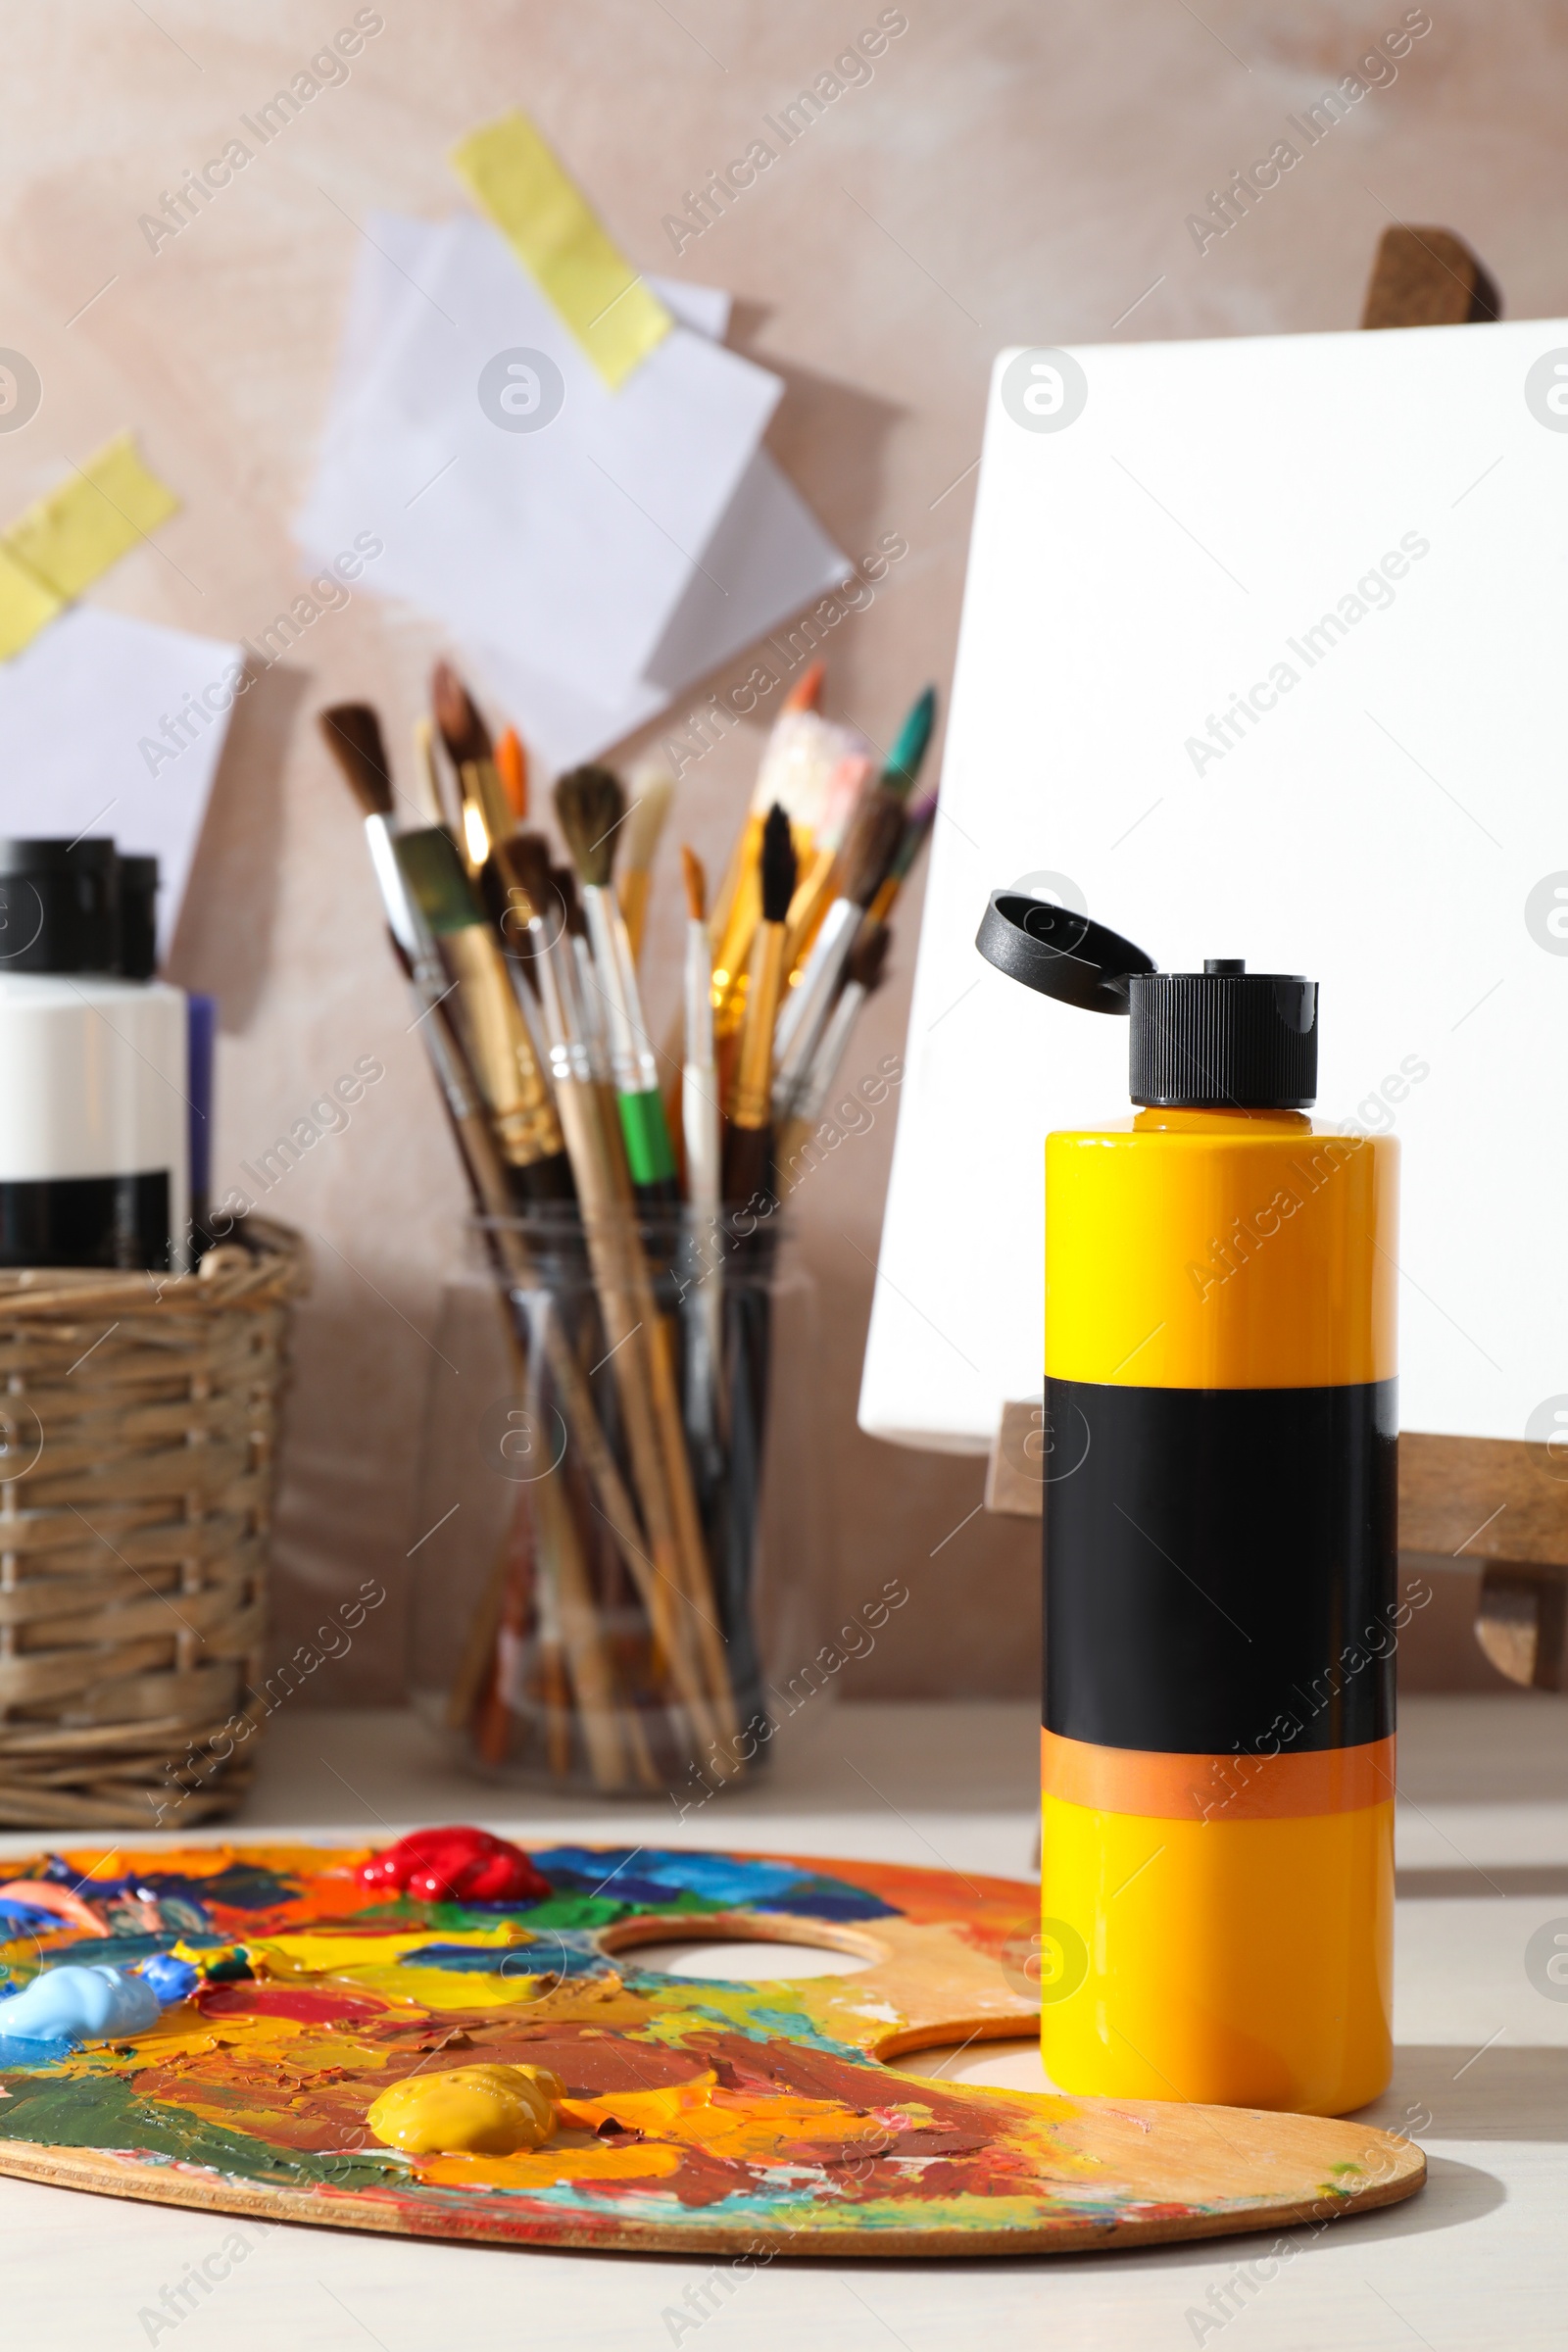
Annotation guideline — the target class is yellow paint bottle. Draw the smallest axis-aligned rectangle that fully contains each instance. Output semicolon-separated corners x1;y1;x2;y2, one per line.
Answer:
976;896;1396;2116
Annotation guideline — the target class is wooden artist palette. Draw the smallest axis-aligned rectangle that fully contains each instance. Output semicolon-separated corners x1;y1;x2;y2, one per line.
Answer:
0;1837;1423;2257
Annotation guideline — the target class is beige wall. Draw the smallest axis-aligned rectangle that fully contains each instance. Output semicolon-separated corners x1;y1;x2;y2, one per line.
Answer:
1;1;1552;1701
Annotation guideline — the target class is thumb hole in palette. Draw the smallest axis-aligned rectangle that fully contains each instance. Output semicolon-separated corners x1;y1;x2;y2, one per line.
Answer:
623;1932;876;1982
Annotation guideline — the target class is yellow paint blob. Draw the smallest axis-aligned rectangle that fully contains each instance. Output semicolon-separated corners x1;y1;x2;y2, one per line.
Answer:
367;2063;564;2156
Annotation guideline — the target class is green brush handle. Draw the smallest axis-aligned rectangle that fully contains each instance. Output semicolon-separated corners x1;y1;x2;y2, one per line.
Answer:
618;1088;677;1190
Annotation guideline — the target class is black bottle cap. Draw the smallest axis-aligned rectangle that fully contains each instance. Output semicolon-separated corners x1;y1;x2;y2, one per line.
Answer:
975;889;1318;1108
118;855;160;980
0;839;122;974
1130;967;1317;1108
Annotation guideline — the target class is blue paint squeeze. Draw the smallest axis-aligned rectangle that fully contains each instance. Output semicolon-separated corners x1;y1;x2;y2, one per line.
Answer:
3;1964;162;2043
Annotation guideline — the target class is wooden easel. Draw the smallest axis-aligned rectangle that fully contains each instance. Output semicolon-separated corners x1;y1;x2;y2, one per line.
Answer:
988;224;1568;1691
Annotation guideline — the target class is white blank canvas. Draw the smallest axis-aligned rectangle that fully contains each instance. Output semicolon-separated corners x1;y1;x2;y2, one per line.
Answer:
861;318;1568;1452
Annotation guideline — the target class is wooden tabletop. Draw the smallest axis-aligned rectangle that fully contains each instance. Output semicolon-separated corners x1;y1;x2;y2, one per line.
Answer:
2;1693;1562;2349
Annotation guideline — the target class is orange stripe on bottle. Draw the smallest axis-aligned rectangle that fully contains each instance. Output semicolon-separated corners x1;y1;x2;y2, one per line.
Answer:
1042;1727;1396;1822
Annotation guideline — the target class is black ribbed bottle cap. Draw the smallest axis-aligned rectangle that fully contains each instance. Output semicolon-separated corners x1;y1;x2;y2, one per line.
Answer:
975;892;1318;1107
1131;962;1317;1108
0;839;122;974
118;855;160;980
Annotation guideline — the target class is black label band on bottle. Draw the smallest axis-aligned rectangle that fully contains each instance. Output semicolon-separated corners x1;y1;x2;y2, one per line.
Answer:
1045;1376;1396;1756
0;1172;172;1271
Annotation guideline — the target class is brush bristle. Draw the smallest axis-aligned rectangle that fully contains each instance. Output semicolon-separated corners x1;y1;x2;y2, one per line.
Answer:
495;831;554;918
496;727;528;822
431;660;493;770
681;844;707;923
883;684;937;794
622;763;675;874
553;862;586;937
554;765;625;890
836;786;906;907
782;658;826;713
760;803;798;927
319;704;395;818
888;782;938;884
848;919;891;992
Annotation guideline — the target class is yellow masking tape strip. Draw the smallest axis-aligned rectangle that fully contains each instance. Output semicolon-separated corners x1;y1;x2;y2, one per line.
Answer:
0;542;65;662
4;430;180;600
450;110;672;390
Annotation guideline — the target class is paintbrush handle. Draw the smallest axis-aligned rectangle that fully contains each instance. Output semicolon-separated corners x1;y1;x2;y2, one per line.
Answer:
793;978;868;1129
620;868;653;964
771;896;858;1114
535;1468;631;1790
682;920;724;1450
551;1076;724;1741
403;990;656;1621
438;928;565;1172
730;924;788;1129
583;884;653;1097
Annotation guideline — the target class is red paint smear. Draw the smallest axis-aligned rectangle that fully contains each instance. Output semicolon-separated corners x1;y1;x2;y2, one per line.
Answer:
450;2027;708;2097
196;1984;384;2027
359;1828;551;1907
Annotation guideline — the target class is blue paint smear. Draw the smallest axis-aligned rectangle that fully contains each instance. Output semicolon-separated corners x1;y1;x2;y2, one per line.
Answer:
664;1998;861;2059
0;1900;65;1934
30;1935;175;1969
528;1849;897;1920
399;1937;557;1976
0;2033;74;2065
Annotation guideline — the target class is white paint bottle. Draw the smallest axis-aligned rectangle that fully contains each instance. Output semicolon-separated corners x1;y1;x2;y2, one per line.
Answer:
0;840;189;1271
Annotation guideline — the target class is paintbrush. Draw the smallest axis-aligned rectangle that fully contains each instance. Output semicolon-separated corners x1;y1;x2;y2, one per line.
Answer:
769;782;905;1123
776;921;892;1179
552;861;612;1094
319;704;414;951
680;846;723;1450
407;715;446;830
394;827;574;1202
866;779;938;929
708;661;823;967
433;660;514;867
723;805;798;1207
709;665;866;1040
618;759;675;966
770;686;936;1116
780;749;874;976
545;788;740;1753
321;707;661;1755
502;833;733;1753
555;764;679;1206
880;681;938;795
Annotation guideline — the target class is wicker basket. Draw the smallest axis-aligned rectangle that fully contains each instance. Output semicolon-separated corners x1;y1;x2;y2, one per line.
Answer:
0;1217;307;1832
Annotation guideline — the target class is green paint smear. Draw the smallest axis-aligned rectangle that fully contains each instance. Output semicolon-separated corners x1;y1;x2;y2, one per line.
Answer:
483;1890;728;1933
0;2072;404;2192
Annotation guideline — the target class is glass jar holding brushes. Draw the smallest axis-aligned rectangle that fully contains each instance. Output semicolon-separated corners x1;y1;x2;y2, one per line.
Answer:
320;656;936;1796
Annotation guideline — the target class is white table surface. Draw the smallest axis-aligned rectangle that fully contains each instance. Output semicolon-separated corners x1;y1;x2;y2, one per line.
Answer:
4;1691;1566;2350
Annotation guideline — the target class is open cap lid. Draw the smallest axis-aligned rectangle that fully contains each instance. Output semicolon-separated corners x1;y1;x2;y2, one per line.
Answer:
975;890;1319;1108
974;892;1155;1012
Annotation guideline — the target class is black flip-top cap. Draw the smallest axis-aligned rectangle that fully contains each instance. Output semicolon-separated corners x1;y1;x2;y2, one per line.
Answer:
1132;964;1317;1108
0;839;122;974
975;892;1155;1012
976;891;1318;1107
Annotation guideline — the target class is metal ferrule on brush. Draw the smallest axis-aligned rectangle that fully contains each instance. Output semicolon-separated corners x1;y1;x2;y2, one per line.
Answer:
583;883;659;1098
